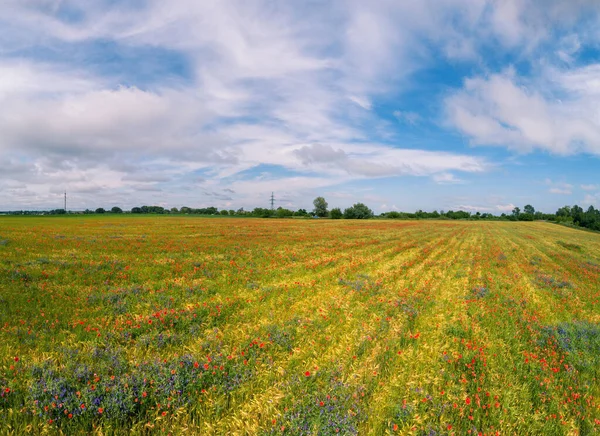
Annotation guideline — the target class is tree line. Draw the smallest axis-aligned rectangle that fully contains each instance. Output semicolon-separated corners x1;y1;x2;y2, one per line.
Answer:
2;198;599;231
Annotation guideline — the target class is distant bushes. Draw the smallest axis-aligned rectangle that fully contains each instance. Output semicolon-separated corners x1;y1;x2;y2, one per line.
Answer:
556;205;600;231
3;202;599;231
330;208;342;219
378;205;599;231
343;203;373;219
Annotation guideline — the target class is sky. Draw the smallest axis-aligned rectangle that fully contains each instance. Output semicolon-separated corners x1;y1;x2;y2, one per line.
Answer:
1;0;600;213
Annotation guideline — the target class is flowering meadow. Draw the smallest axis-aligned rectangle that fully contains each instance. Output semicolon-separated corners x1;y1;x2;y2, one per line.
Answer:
1;217;599;435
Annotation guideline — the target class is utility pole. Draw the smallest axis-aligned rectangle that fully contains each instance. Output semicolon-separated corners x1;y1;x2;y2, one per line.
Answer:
64;191;67;213
270;192;275;210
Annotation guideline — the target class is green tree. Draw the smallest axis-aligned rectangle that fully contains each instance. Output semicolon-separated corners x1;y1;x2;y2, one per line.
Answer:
330;208;342;219
343;203;374;219
276;207;294;218
313;197;328;217
524;205;535;215
556;206;571;217
571;205;584;217
111;206;123;214
252;207;273;218
95;208;106;214
140;205;165;214
170;207;179;213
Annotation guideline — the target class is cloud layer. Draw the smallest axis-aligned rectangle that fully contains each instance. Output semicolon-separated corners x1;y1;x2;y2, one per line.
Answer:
1;1;600;211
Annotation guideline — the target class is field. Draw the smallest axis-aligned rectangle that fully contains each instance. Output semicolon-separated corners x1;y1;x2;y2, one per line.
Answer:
1;217;599;435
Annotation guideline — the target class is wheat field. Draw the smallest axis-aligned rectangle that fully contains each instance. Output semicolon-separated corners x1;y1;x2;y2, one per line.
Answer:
1;217;599;435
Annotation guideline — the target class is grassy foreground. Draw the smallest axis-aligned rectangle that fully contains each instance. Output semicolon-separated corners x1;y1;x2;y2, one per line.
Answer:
1;217;599;435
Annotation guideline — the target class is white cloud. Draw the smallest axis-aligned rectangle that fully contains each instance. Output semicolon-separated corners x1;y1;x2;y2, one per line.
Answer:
456;204;493;212
432;172;464;184
556;34;581;64
446;66;600;155
496;203;516;212
544;179;573;195
582;193;600;206
1;85;210;153
348;96;372;110
581;184;599;191
393;111;421;125
0;61;97;98
291;143;486;179
549;188;572;195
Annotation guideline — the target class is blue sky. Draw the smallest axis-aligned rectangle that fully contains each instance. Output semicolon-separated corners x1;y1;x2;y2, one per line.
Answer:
1;0;599;213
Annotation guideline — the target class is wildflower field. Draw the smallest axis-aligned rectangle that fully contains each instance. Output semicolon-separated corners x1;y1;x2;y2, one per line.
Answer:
1;217;599;435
